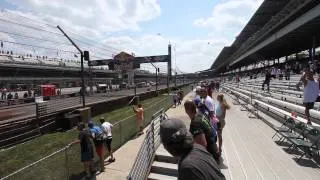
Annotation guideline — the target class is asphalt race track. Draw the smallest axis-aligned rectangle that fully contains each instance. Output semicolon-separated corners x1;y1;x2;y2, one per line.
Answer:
0;83;184;124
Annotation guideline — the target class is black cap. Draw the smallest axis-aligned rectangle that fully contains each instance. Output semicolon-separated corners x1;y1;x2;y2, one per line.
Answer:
160;118;192;146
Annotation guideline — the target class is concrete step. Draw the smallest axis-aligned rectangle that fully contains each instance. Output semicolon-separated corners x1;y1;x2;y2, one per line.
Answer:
155;150;178;164
150;161;178;177
147;173;177;180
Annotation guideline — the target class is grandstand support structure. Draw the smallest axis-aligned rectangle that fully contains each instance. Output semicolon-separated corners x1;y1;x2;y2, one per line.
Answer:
57;25;86;108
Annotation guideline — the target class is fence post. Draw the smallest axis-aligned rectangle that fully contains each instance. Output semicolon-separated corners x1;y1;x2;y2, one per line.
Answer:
119;121;122;145
35;103;41;135
65;147;70;180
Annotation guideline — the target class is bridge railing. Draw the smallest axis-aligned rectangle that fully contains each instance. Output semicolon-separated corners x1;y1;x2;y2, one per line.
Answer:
127;108;168;180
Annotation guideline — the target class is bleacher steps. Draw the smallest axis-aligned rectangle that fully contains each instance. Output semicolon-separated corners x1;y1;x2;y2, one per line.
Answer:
148;173;177;180
150;161;178;177
154;149;178;164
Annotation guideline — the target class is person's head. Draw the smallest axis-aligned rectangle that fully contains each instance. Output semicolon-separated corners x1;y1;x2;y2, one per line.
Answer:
184;100;197;119
217;94;224;102
99;117;105;124
137;104;142;108
195;86;201;95
199;87;207;98
88;121;94;128
217;93;231;110
306;70;314;80
160;118;193;157
77;122;86;131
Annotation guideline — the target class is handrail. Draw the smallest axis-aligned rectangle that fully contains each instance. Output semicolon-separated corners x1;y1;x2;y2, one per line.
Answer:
127;108;167;180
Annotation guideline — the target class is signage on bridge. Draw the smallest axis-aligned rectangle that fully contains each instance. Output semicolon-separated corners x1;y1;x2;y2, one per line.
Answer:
88;53;170;71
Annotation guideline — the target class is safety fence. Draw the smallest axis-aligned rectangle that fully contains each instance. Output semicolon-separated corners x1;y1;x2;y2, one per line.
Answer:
127;109;167;180
1;95;173;180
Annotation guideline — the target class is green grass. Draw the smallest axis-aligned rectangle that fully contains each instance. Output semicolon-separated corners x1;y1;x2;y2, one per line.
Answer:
0;85;191;180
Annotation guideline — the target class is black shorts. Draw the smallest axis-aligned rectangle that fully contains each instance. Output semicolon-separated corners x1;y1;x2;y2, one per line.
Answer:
304;102;314;110
104;138;112;151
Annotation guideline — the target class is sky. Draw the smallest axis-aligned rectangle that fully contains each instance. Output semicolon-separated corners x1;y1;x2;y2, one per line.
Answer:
0;0;263;73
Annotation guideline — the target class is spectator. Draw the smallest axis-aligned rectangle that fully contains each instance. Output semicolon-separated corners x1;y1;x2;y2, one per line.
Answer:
7;92;13;106
133;104;144;135
160;118;225;180
262;69;271;92
88;121;105;172
198;87;215;120
184;100;219;163
216;81;220;92
216;94;230;157
271;67;277;79
173;92;179;108
300;70;319;125
14;92;19;99
99;117;115;162
69;122;94;178
23;92;28;99
285;63;291;80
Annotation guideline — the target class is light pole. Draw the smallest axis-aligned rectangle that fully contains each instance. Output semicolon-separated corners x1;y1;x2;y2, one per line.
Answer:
57;26;86;107
150;63;159;94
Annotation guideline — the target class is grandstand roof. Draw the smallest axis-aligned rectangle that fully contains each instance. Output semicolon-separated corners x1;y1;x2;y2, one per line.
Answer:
210;46;232;70
210;0;320;73
232;0;290;48
210;0;290;72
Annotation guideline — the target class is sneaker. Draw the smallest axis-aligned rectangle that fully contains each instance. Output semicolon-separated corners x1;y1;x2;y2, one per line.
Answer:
108;158;116;162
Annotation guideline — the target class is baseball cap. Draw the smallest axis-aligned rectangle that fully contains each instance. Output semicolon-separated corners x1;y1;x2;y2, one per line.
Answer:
195;86;201;92
160;118;193;146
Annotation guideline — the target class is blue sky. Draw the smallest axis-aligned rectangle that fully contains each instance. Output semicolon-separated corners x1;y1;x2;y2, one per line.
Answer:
0;0;263;73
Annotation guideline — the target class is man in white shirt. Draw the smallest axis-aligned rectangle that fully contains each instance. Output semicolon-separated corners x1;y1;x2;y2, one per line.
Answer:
301;70;319;125
199;87;215;119
100;117;115;162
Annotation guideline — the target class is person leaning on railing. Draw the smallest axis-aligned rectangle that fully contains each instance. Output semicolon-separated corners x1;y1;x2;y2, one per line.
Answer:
68;122;95;179
160;118;225;180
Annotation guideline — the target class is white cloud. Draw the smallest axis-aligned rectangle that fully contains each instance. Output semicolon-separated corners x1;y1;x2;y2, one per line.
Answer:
7;0;161;35
1;0;262;73
194;0;262;37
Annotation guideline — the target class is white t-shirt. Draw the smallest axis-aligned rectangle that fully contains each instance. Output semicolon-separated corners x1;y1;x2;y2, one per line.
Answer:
101;122;113;138
203;95;215;114
303;80;319;103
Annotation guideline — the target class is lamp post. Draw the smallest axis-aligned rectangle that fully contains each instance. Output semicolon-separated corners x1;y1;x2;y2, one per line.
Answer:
150;63;158;94
57;26;86;107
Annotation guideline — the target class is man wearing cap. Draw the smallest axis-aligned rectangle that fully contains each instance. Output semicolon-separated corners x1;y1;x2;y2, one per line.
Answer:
160;118;225;180
100;117;115;162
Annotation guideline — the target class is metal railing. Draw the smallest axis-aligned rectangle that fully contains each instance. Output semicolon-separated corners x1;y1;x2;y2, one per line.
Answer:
1;96;173;180
127;108;168;180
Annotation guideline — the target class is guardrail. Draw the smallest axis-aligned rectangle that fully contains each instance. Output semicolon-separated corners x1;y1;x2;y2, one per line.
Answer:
127;108;168;180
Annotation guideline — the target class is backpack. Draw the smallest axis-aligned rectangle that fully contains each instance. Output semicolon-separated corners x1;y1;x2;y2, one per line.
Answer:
91;126;104;141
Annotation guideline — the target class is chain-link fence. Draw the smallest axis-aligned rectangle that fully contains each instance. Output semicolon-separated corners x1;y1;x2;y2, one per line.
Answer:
1;94;174;180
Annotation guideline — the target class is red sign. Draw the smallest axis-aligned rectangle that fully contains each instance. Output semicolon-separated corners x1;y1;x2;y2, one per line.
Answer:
113;52;135;61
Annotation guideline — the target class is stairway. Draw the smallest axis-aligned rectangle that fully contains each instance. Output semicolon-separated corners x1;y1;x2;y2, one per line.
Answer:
148;144;178;180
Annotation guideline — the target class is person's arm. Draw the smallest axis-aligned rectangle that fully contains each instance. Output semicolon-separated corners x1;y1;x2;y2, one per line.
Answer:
300;72;307;86
68;140;80;147
132;106;137;113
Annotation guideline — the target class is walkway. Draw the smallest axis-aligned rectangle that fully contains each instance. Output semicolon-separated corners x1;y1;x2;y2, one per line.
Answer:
215;92;320;180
